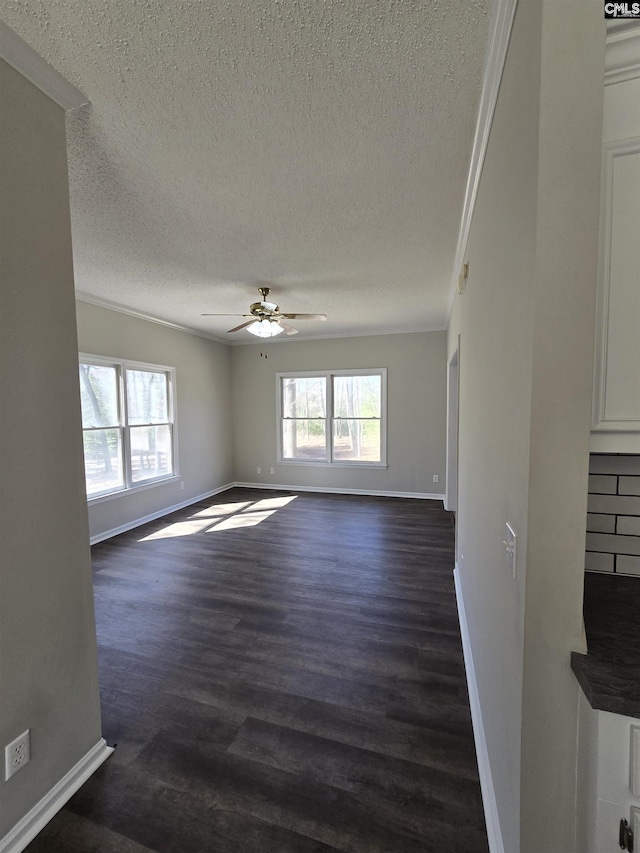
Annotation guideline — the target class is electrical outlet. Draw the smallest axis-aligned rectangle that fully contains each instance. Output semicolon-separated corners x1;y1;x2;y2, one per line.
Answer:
257;467;261;475
180;481;184;490
270;467;275;475
433;475;439;483
5;730;30;780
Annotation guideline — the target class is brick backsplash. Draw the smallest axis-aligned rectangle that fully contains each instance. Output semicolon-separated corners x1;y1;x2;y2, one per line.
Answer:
586;454;640;576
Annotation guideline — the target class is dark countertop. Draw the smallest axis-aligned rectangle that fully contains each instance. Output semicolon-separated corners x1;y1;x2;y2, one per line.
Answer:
571;572;640;719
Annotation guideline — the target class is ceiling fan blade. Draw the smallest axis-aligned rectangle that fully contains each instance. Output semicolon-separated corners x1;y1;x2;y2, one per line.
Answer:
278;321;299;336
201;313;250;317
227;320;257;333
281;313;327;321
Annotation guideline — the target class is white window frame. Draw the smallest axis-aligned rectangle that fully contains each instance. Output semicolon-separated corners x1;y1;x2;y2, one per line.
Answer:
276;368;387;468
79;354;179;502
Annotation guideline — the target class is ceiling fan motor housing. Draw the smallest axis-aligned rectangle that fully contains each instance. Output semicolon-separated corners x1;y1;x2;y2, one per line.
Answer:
250;300;279;317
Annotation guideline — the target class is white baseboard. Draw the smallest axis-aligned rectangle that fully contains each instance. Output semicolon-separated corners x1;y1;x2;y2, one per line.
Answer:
234;482;445;501
89;481;444;544
0;739;113;853
89;483;236;544
454;566;505;853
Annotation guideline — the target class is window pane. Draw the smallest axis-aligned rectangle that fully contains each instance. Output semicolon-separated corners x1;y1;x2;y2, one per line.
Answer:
79;364;119;428
282;377;326;418
333;375;381;419
333;419;381;462
83;429;123;495
126;370;169;425
282;419;327;461
130;425;173;482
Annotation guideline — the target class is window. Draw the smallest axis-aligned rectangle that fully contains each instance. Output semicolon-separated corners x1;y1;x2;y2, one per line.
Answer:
277;369;386;466
79;355;176;499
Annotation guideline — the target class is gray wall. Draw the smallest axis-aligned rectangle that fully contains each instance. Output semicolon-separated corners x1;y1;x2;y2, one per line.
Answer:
448;2;603;851
230;332;446;495
0;62;103;837
76;302;235;541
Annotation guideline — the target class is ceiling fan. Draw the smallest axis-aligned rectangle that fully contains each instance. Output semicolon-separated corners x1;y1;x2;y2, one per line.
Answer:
202;287;327;338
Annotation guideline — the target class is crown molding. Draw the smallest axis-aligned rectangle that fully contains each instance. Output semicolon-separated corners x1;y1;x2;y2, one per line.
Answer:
0;21;89;110
446;0;519;321
76;292;445;346
605;20;640;85
75;291;230;345
226;326;447;345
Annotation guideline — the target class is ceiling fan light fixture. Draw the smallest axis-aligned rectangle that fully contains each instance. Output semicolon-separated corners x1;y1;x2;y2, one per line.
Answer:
246;319;284;338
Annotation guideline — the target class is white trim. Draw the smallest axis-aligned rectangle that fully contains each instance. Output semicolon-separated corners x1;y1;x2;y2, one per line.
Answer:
277;461;388;469
76;294;446;345
234;482;444;501
79;352;177;375
447;0;518;320
591;137;640;435
445;347;459;512
0;22;89;111
89;483;236;544
79;354;179;498
605;21;640;85
76;292;229;345
87;475;181;505
0;739;112;853
454;565;505;853
590;431;640;454
276;369;388;468
228;325;448;344
91;483;443;543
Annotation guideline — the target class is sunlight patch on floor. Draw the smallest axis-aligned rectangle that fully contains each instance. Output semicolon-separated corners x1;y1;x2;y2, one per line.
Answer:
207;509;277;531
139;518;214;541
249;495;297;511
138;495;298;541
189;501;252;518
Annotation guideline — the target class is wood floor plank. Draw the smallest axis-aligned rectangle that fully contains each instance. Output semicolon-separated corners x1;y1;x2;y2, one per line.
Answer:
24;488;487;852
25;809;157;853
227;717;485;834
129;727;486;853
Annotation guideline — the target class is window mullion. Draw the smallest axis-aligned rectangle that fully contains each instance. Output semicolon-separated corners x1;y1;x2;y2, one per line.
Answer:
120;365;132;489
327;375;332;463
168;372;177;477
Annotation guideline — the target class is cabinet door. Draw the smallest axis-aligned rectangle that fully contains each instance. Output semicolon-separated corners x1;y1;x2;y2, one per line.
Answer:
592;137;640;451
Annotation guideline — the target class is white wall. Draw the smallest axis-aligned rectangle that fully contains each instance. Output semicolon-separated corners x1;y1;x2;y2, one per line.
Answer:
231;332;446;496
448;2;539;844
0;61;103;839
520;4;603;850
75;302;234;541
448;2;604;851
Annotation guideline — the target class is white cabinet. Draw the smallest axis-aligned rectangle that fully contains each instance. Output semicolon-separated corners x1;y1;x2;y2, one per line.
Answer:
577;691;640;853
591;27;640;454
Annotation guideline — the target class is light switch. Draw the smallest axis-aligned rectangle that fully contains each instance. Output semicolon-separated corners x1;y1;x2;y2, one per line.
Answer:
631;726;640;797
503;523;517;579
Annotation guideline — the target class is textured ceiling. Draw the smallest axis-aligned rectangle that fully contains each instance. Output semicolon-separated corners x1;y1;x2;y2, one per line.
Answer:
1;0;489;342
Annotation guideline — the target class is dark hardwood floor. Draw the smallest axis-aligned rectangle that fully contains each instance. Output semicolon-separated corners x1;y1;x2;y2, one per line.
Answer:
26;488;488;852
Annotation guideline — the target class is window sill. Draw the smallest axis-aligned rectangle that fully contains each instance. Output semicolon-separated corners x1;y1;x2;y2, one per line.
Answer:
87;474;180;504
277;460;388;469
